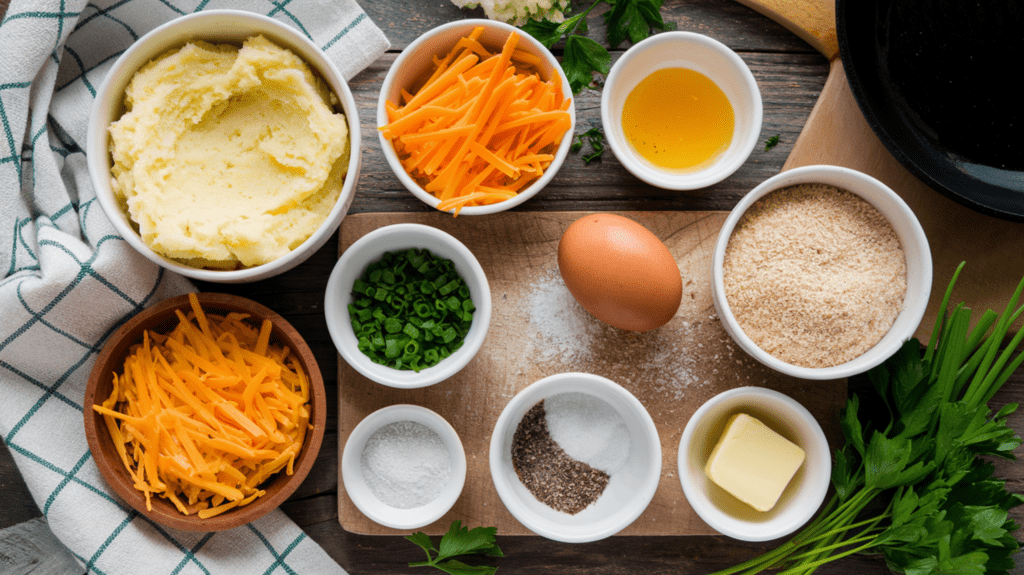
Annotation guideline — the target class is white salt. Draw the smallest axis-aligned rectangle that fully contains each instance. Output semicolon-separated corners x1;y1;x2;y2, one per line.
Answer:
361;421;450;509
526;271;601;364
545;392;631;475
524;269;701;400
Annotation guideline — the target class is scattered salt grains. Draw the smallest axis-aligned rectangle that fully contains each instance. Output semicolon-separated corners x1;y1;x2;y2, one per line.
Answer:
545;392;631;474
524;270;704;400
361;421;451;509
526;271;600;365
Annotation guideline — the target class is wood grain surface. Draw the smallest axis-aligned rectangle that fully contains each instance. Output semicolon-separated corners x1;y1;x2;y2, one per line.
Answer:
734;0;838;58
0;519;80;575
336;212;846;536
2;1;1021;574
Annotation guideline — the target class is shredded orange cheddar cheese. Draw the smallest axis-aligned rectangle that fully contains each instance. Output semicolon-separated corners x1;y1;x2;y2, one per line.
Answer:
94;294;311;519
379;27;572;216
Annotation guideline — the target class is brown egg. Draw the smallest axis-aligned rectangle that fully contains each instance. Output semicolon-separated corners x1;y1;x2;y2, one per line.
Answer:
558;214;683;332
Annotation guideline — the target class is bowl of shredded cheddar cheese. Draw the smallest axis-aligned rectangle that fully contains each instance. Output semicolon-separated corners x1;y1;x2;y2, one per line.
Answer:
84;292;326;532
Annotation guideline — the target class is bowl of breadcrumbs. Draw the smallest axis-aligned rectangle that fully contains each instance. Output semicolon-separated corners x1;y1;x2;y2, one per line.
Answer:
712;164;932;380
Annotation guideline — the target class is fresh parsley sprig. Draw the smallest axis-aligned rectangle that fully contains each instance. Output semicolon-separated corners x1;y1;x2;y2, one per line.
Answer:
713;261;1024;575
407;521;504;575
520;0;674;94
603;0;674;49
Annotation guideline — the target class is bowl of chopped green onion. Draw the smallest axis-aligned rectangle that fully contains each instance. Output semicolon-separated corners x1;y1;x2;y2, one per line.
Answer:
325;223;492;388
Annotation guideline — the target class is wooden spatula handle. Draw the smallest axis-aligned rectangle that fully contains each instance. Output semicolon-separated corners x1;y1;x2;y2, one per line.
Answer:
733;0;838;60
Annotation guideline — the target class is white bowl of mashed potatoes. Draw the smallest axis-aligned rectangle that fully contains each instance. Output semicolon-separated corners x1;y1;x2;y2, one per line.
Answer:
87;10;360;282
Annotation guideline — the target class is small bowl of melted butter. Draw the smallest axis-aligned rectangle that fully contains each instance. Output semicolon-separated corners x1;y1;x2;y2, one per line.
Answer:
600;31;762;190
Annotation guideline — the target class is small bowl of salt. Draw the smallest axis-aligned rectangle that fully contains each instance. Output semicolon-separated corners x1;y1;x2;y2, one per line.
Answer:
489;372;661;543
342;404;467;529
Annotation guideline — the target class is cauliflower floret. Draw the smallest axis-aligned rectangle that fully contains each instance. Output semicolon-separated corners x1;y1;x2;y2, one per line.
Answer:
451;0;570;25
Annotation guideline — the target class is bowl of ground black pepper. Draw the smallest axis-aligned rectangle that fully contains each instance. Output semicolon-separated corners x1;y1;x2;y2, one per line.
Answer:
489;372;661;543
713;164;932;380
341;404;467;529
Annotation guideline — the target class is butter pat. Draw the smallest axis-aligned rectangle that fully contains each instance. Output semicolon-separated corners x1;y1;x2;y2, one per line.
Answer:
704;413;805;512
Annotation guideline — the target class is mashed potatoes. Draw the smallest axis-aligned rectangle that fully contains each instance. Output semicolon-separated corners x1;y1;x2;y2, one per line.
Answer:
108;35;350;269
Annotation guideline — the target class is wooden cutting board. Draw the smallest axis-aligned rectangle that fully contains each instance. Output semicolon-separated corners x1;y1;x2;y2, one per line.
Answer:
337;212;846;536
735;0;1024;342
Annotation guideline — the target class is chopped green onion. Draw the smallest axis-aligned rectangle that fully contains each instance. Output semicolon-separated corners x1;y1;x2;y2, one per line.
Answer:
384;317;403;334
414;302;433;317
439;279;460;296
346;248;475;372
424;349;439;364
403;323;420;339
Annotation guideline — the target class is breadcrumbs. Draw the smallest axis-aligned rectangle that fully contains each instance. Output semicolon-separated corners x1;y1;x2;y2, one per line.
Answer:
722;183;907;368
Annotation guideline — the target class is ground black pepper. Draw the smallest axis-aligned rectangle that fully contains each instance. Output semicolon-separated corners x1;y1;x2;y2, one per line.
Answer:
511;400;609;515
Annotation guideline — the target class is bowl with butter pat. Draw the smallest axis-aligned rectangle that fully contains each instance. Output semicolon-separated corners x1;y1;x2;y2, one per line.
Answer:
678;386;831;541
87;10;360;283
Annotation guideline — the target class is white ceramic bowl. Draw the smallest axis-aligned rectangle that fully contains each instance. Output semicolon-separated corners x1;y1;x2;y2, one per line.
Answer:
377;19;575;215
678;386;831;542
87;10;361;283
712;164;932;380
489;372;661;543
342;404;467;530
601;31;762;190
324;224;492;388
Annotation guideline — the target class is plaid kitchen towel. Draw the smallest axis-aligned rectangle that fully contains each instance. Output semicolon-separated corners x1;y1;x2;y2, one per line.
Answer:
0;0;388;573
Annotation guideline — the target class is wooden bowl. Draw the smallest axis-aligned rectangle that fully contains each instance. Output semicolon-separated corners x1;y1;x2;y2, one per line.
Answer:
83;293;326;532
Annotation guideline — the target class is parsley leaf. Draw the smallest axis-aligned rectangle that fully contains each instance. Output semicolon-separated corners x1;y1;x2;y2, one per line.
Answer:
764;134;780;150
603;0;674;49
520;1;607;94
407;521;503;575
520;0;671;95
563;35;610;94
518;18;563;49
570;127;605;164
428;559;499;575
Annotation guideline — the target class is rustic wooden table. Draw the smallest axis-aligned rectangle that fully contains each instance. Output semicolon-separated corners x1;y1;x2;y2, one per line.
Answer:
1;1;1021;573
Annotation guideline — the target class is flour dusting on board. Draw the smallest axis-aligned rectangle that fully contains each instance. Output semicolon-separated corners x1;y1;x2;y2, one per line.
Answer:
522;269;737;402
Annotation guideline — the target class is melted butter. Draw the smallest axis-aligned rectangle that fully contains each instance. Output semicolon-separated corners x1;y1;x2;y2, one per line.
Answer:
621;68;734;172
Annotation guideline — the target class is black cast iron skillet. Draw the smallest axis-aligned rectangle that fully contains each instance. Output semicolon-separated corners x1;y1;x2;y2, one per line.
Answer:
837;0;1024;221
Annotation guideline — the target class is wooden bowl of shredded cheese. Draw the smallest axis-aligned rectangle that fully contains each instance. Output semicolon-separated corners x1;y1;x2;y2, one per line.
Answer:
84;292;326;532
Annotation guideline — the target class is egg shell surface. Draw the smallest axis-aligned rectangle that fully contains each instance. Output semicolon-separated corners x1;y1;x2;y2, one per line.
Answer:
557;214;683;332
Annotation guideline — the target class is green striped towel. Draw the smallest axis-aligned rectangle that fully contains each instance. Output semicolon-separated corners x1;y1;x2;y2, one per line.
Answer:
0;0;388;572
